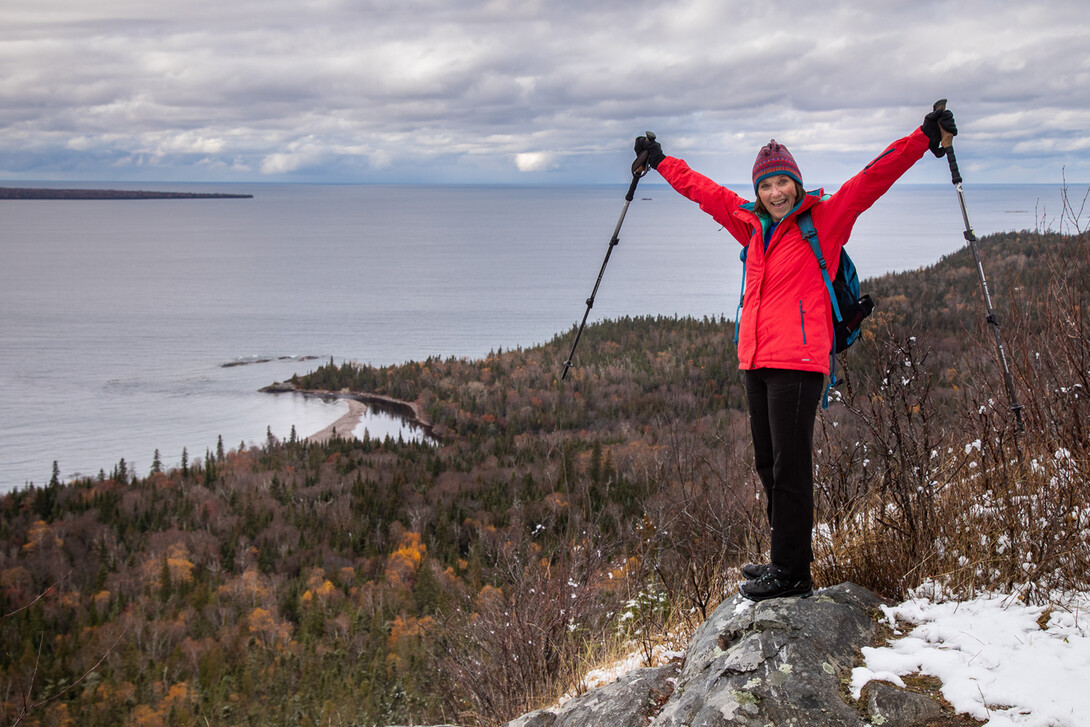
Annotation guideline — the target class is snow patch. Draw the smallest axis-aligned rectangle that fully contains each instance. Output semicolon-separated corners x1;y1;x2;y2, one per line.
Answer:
852;590;1090;726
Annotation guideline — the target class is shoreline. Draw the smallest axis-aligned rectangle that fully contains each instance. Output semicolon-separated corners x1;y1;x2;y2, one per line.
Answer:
260;383;435;443
306;399;369;443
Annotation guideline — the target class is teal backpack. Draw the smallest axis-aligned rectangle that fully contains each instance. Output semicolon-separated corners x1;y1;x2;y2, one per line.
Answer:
734;209;875;407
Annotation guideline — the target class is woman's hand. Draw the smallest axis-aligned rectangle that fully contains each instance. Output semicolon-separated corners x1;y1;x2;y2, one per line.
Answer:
634;134;665;170
922;106;958;156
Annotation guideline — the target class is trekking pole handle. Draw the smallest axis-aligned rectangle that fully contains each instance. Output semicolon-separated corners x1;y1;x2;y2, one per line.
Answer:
632;131;657;174
933;100;955;149
626;131;655;201
932;99;962;185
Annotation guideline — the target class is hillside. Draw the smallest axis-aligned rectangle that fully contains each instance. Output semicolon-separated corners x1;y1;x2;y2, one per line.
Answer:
2;227;1088;726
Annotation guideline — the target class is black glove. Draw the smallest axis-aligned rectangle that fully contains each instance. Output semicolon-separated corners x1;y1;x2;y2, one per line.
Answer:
634;135;665;170
922;107;957;157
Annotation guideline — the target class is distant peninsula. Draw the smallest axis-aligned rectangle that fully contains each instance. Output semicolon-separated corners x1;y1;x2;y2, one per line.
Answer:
0;186;252;200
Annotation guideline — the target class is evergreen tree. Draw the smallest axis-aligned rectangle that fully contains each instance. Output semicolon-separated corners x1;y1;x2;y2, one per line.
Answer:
151;449;162;475
159;556;173;602
590;441;602;485
413;561;442;614
204;449;217;482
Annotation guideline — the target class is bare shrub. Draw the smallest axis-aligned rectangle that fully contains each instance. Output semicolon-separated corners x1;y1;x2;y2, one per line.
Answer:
430;534;625;726
642;411;758;626
815;192;1090;605
814;332;965;598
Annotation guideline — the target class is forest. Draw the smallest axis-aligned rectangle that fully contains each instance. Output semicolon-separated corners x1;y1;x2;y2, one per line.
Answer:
2;222;1088;727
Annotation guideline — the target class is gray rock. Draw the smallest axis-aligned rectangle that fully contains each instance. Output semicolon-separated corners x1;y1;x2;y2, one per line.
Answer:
650;583;884;726
864;681;945;726
502;712;556;727
500;661;680;727
553;663;679;727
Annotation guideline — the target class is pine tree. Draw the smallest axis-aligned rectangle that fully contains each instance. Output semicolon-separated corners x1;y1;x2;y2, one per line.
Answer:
413;561;441;614
159;556;174;602
204;449;217;482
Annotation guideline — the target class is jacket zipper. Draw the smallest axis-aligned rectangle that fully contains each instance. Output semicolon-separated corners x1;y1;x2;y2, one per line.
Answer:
799;300;807;344
864;146;896;170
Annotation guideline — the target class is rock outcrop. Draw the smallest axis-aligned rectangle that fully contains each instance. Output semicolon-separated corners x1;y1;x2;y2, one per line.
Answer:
506;583;949;726
639;582;944;726
504;662;681;727
409;583;955;727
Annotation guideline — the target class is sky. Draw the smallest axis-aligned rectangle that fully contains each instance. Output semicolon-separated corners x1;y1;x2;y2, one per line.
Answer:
2;0;1089;186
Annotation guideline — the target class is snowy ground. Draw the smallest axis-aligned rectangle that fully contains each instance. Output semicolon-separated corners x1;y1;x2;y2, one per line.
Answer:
852;587;1090;727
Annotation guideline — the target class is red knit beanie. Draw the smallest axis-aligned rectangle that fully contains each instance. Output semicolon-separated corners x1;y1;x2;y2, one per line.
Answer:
752;139;802;193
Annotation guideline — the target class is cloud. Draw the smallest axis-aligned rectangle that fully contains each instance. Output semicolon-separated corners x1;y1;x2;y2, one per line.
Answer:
1;0;1089;183
260;153;314;175
514;152;556;172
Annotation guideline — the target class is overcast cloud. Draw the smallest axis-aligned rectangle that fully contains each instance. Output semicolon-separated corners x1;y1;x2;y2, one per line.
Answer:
2;0;1088;185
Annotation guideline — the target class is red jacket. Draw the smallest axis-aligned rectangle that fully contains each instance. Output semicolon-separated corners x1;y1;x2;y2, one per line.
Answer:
656;128;931;374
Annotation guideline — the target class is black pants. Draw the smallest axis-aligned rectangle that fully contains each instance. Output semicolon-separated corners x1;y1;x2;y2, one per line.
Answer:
744;368;824;580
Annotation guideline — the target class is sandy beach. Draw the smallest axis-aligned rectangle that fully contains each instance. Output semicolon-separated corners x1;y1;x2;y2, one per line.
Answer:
306;398;368;443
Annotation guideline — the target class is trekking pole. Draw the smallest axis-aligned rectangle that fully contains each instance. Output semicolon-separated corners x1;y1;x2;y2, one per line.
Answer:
560;132;655;380
933;100;1025;431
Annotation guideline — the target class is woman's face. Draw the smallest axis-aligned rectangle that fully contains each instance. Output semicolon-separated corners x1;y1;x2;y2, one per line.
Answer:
757;175;799;222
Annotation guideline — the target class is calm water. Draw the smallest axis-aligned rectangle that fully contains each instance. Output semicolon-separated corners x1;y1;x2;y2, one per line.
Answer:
0;181;1069;490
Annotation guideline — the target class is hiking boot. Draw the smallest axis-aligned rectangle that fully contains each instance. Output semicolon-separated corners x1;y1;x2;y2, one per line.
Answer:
741;562;770;580
739;565;813;602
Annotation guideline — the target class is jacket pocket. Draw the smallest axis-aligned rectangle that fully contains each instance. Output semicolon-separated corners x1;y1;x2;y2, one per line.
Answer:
799;300;807;345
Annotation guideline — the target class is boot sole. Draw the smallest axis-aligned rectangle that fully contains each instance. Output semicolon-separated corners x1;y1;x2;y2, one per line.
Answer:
739;584;814;602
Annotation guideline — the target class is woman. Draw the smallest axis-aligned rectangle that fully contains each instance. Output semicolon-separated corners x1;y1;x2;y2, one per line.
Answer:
635;105;957;601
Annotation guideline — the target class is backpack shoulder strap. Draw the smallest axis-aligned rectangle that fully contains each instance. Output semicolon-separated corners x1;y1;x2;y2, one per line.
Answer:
798;210;840;410
733;245;747;344
797;210;843;323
